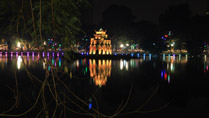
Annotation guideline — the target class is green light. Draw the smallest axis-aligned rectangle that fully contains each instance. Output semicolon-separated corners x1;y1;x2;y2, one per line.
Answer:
168;74;170;83
59;60;61;67
52;58;54;65
85;67;88;72
59;44;61;46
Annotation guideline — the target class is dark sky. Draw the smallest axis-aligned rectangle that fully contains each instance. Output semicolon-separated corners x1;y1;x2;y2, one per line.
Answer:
91;0;208;24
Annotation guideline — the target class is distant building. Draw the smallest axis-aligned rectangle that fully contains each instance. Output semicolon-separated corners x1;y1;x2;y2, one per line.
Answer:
0;39;8;50
89;28;112;55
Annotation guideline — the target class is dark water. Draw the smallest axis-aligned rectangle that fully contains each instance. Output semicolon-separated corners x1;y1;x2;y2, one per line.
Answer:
0;55;209;117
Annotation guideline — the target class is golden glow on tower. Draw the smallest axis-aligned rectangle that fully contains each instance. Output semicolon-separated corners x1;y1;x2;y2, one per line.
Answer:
89;28;112;55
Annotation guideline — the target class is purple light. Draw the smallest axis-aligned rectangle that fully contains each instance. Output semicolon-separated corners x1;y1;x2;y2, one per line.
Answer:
16;52;18;56
161;70;164;79
42;52;45;57
27;52;29;56
5;52;7;57
62;52;64;56
57;52;59;57
52;53;55;57
21;52;23;56
81;53;84;55
11;52;13;56
32;52;34;57
47;52;49;57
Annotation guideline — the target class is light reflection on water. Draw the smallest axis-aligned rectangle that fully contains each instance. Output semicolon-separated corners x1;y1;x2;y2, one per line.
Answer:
0;55;209;86
0;55;62;71
89;59;111;87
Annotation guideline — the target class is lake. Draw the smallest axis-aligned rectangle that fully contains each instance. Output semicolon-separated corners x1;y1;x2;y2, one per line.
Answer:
0;55;209;117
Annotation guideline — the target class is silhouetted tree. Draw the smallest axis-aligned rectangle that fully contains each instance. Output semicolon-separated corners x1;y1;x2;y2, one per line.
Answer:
101;5;136;51
135;20;162;53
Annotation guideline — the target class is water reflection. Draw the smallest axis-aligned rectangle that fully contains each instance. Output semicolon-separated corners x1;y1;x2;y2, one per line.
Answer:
17;56;22;70
0;54;208;86
161;55;188;84
0;55;62;71
89;59;111;87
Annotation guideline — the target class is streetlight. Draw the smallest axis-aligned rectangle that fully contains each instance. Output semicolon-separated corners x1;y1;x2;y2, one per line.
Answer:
126;43;129;46
43;41;46;45
120;44;124;48
17;42;21;48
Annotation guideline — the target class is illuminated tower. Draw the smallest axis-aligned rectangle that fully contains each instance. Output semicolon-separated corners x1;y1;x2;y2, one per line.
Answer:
89;28;112;55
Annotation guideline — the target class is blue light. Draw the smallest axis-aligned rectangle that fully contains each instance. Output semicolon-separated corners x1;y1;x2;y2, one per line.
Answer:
126;54;128;55
89;103;92;110
115;53;117;56
161;70;164;79
81;53;84;55
121;54;124;56
87;52;89;56
131;53;134;57
137;53;140;58
149;54;152;60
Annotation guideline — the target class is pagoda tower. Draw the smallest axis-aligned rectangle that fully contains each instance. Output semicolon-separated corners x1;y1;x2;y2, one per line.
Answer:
89;28;112;55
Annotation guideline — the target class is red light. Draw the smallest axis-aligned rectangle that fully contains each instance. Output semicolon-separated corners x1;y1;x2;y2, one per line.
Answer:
165;35;168;38
164;73;167;80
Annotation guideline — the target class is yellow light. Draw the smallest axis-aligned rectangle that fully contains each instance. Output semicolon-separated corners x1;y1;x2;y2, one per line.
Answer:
43;41;46;45
120;44;124;48
17;42;21;48
120;59;123;70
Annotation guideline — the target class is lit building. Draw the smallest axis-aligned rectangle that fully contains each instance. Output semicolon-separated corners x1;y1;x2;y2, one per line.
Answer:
89;28;112;55
0;39;8;50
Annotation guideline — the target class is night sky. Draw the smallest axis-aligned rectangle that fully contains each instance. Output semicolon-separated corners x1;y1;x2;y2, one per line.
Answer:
91;0;209;25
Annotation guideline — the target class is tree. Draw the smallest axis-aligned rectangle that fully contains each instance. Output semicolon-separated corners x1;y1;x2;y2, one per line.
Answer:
0;0;88;51
101;5;137;52
136;20;162;53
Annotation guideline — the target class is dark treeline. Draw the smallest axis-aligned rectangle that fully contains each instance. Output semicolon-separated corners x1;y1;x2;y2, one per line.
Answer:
83;4;209;56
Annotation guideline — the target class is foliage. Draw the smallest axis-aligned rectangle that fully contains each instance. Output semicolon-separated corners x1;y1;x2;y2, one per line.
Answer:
0;0;88;50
